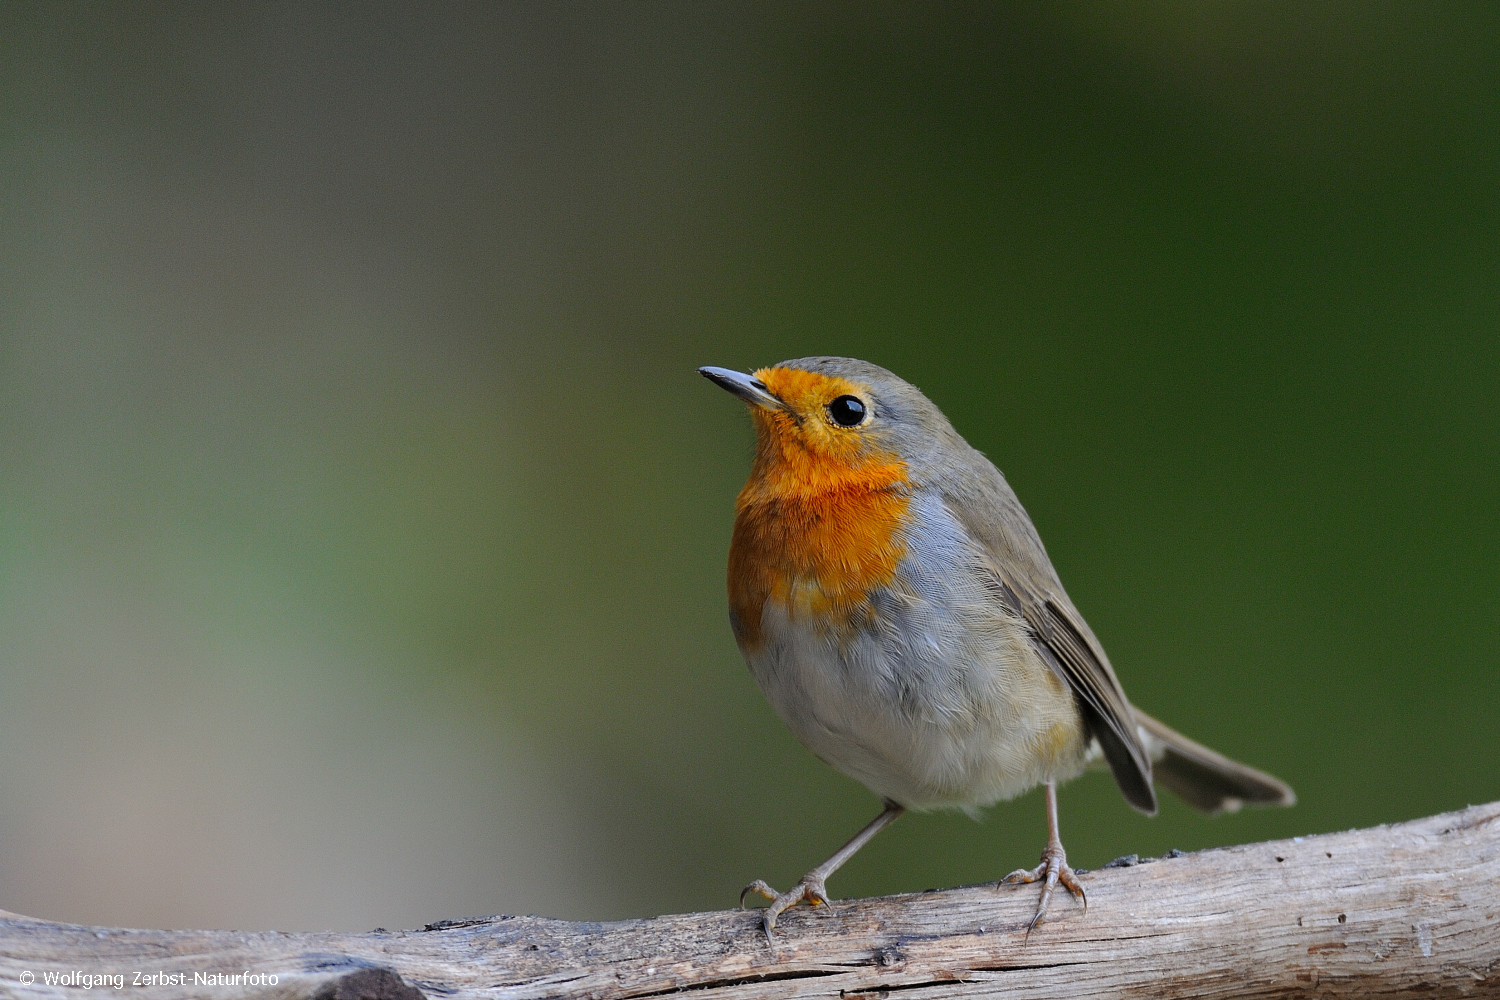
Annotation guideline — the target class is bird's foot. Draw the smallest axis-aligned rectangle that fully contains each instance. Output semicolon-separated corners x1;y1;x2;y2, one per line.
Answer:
1003;842;1086;934
740;876;830;937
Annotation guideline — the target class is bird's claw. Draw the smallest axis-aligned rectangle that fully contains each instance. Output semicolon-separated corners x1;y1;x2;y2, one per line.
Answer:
1003;843;1086;935
740;876;831;937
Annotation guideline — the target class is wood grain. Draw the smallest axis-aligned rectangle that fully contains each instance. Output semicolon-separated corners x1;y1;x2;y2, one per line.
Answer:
1;802;1496;999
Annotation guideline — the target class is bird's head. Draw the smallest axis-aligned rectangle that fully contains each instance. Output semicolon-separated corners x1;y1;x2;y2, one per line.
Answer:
699;356;959;497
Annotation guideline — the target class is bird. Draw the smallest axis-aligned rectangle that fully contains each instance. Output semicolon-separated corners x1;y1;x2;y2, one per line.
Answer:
699;356;1294;937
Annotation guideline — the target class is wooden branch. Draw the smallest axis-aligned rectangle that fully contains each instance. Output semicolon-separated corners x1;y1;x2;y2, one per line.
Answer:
2;802;1497;1000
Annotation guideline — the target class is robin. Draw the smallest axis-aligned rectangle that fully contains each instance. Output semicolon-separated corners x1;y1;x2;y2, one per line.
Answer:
700;356;1294;937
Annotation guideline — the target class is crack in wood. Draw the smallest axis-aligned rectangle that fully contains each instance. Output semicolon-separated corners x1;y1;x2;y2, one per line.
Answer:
0;803;1495;999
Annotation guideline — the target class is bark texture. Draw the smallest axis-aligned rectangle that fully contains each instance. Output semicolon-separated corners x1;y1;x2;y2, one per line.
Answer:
1;801;1496;999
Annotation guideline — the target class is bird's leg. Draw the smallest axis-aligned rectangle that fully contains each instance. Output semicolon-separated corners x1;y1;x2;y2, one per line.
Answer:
742;800;904;937
1002;781;1086;933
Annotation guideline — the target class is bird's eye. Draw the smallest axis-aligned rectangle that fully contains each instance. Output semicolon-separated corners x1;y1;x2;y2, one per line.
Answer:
827;395;867;427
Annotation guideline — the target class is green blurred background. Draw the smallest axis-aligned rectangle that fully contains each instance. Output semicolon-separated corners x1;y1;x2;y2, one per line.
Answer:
2;3;1497;932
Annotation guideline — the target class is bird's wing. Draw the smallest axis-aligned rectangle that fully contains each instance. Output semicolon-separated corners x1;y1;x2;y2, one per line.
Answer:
1023;596;1156;814
945;482;1157;815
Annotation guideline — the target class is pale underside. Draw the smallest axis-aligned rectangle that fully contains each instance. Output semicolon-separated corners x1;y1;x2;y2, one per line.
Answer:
740;492;1095;811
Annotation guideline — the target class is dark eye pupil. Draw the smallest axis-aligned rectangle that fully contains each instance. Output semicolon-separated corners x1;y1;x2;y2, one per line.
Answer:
828;395;866;427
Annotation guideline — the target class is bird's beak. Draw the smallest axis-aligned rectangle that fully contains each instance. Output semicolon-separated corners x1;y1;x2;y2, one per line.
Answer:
698;366;783;410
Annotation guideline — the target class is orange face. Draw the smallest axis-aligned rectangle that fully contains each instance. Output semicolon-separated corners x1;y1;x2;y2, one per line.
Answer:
728;367;911;650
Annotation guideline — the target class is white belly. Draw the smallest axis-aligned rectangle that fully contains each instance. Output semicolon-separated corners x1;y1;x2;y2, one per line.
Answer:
739;495;1088;810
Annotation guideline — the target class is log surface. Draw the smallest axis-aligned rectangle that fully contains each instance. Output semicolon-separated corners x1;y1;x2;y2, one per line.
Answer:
1;802;1497;1000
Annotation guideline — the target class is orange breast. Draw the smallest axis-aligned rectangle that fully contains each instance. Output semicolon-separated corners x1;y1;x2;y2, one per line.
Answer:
728;448;910;650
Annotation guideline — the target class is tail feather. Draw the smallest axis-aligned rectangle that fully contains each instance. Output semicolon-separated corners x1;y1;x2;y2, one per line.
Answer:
1133;709;1296;815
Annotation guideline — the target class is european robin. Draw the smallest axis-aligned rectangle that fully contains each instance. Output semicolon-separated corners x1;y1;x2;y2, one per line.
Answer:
700;357;1294;937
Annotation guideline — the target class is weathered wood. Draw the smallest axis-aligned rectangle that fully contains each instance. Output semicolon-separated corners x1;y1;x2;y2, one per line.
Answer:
1;802;1496;1000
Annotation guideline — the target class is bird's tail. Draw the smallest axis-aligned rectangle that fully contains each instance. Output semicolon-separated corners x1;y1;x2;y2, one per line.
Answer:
1133;709;1296;814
